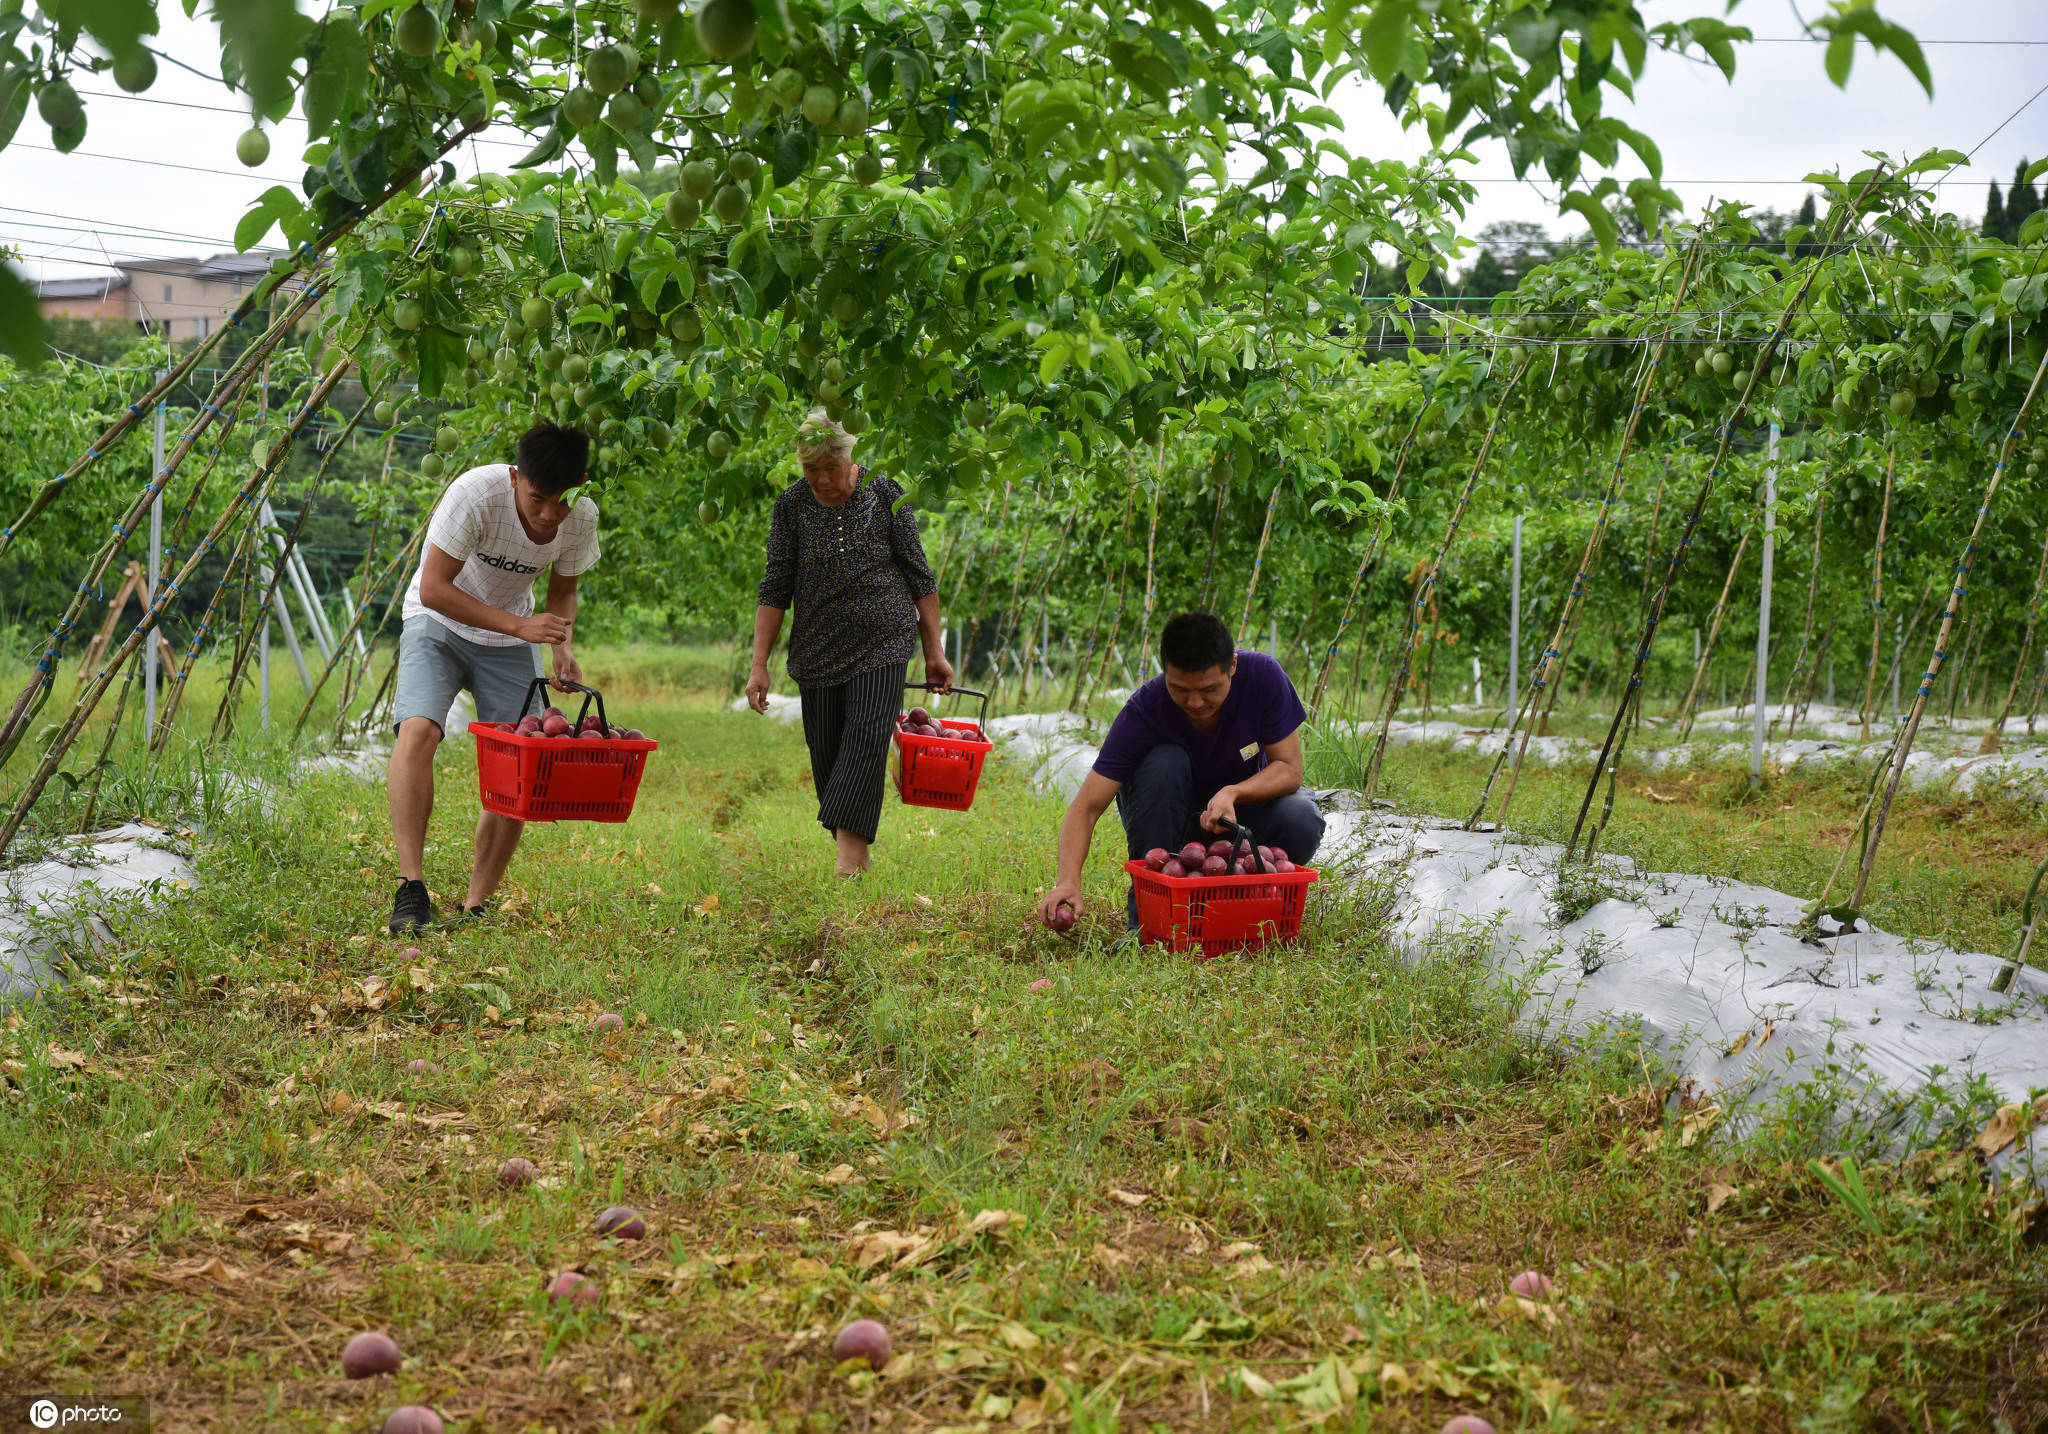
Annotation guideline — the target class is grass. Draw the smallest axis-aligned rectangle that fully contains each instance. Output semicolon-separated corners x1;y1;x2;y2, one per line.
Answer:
2;651;2046;1431
1303;713;2048;964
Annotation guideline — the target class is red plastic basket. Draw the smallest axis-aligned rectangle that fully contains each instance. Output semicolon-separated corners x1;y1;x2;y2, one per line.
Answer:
469;679;658;823
1125;853;1318;956
893;683;995;811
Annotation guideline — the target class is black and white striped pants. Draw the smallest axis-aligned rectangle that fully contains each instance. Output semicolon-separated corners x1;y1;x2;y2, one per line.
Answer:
799;662;907;843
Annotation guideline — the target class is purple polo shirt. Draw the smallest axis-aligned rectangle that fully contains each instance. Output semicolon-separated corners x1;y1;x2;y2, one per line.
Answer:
1092;651;1307;792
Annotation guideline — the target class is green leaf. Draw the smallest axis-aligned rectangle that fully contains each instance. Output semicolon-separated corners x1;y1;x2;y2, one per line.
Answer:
54;0;157;62
1559;191;1618;255
210;0;314;119
771;124;812;188
302;13;366;141
0;260;47;365
414;325;463;399
0;66;28;153
1823;29;1853;88
510;118;571;171
235;184;304;252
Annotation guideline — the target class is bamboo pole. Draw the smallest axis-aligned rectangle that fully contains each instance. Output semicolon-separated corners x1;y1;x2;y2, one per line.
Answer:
1980;527;2048;752
1361;357;1530;798
1134;446;1162;679
1847;349;2046;909
1079;472;1141;704
75;646;146;834
0;117;480;563
1197;451;1230;613
0;355;354;859
1567;172;1883;862
1236;482;1281;642
1775;470;1830;741
1990;854;2047;995
1858;445;1896;742
1471;229;1708;829
151;510;265;753
214;380;380;738
294;510;433;738
963;480;1012;680
1017;504;1077;704
987;499;1037;691
0;292;320;765
1309;411;1422;714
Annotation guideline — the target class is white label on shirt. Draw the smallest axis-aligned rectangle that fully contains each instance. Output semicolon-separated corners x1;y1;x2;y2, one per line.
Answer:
1239;742;1260;760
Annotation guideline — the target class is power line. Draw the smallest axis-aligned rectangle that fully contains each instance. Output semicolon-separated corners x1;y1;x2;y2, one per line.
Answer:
68;87;541;153
0;204;239;247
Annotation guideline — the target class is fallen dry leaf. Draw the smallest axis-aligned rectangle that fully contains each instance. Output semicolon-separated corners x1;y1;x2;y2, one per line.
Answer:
44;1045;89;1070
155;1255;247;1288
1706;1181;1739;1214
963;1208;1025;1236
1678;1103;1722;1148
696;893;720;915
823;1164;860;1186
1090;1244;1134;1271
998;1320;1041;1351
1974;1095;2048;1159
1108;1187;1149;1207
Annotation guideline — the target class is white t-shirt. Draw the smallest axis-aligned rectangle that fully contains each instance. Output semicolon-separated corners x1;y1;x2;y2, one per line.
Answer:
402;464;601;647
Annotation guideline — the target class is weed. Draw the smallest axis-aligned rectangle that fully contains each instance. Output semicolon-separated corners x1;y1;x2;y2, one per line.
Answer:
0;653;2043;1430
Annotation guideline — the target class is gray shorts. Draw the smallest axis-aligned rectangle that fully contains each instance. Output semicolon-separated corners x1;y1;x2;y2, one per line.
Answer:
392;615;543;738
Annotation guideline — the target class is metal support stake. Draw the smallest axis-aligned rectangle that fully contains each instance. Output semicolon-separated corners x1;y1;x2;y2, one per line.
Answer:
1751;417;1780;785
259;618;271;728
259;561;314;690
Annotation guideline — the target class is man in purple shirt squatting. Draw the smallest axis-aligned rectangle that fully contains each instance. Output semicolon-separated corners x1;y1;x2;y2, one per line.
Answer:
1035;612;1326;930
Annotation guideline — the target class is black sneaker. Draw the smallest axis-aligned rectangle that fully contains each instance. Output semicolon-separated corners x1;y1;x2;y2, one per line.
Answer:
389;879;436;935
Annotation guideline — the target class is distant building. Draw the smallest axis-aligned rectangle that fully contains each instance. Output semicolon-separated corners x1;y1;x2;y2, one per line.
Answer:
35;252;305;338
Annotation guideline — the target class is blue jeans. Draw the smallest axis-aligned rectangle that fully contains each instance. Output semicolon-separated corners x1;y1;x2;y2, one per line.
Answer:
1113;745;1326;926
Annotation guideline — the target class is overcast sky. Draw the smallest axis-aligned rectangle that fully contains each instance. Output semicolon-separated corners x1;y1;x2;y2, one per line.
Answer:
4;0;2043;284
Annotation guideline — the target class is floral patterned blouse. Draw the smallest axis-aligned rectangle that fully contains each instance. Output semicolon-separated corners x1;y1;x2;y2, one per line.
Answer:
758;470;938;686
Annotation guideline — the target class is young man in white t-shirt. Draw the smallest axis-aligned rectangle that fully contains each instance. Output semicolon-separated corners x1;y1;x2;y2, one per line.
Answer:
386;423;601;933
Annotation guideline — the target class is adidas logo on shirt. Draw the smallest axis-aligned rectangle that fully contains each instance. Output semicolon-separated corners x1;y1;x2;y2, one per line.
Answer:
473;551;541;574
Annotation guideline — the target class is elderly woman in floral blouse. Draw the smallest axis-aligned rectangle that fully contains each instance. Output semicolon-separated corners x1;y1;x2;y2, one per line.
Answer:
744;411;954;876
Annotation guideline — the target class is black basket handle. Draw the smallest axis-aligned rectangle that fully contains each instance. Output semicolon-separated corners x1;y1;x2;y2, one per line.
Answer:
1213;816;1269;875
906;681;990;733
517;677;611;734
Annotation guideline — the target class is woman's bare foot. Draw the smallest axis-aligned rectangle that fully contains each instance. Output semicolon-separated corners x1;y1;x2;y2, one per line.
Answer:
834;828;872;877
